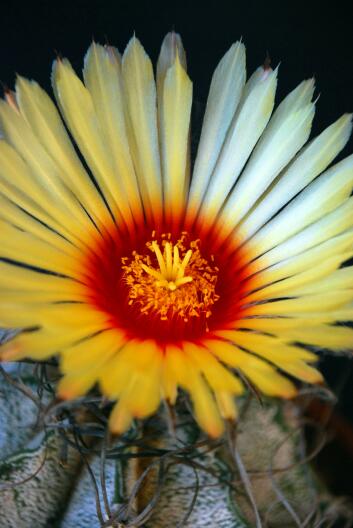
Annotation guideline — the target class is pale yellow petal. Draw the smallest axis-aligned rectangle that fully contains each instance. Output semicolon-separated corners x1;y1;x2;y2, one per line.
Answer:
290;266;353;296
157;32;187;100
244;291;353;316
0;99;93;231
83;43;143;222
200;67;277;222
15;76;110;228
221;90;315;232
249;231;353;283
240;113;352;239
188;41;246;217
0;193;81;253
214;330;317;362
247;153;353;257
122;36;162;220
232;315;334;331
250;197;353;271
159;54;192;223
244;254;343;303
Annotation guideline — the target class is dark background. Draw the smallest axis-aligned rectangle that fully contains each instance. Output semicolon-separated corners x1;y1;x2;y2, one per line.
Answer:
1;0;353;133
1;0;353;497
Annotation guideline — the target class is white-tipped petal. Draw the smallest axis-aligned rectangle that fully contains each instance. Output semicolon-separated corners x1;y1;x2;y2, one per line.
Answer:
159;54;192;223
248;153;353;257
287;266;353;296
266;79;315;129
222;99;315;230
200;66;278;221
250;230;353;283
253;196;353;266
188;42;246;215
157;31;187;99
240;113;353;239
244;253;345;304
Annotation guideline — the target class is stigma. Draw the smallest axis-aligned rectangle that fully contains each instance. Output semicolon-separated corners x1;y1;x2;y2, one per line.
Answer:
122;232;220;322
140;241;193;291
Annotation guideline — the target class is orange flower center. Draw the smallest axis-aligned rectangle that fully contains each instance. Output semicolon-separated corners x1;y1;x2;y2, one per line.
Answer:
122;232;220;322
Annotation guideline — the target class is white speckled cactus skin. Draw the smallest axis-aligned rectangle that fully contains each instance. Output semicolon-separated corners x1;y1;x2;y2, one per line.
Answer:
0;359;335;528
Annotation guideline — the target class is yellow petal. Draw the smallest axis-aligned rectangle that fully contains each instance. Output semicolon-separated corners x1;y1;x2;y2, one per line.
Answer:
161;347;179;403
52;58;127;227
15;76;109;228
0;140;86;245
109;400;133;435
206;340;297;398
0;261;80;295
0;325;107;361
215;391;238;420
0;220;81;277
165;345;224;437
124;368;162;418
188;373;224;438
57;370;98;399
183;342;243;393
215;330;317;362
276;325;353;350
60;329;124;373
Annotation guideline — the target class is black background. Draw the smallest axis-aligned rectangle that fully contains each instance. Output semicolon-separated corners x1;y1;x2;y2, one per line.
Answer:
1;0;353;135
1;0;353;466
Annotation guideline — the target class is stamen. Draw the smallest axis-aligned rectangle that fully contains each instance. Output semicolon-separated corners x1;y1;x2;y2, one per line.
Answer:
122;233;220;322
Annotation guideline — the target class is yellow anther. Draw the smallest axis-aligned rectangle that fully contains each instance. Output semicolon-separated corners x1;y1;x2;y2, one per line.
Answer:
122;233;220;321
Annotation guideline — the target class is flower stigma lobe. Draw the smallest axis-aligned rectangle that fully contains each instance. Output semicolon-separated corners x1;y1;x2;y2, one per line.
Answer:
122;232;220;322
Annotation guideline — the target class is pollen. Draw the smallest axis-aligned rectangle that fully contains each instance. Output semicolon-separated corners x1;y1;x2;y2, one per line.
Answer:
122;233;220;322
